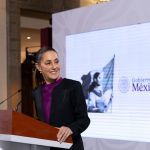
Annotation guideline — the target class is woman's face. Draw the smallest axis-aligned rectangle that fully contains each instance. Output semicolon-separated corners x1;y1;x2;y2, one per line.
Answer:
96;72;103;85
36;51;60;84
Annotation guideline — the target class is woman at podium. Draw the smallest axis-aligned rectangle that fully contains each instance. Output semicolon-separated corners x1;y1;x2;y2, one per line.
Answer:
32;47;90;150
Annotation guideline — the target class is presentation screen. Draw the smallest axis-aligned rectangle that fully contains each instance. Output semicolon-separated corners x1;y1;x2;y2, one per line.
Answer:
66;22;150;143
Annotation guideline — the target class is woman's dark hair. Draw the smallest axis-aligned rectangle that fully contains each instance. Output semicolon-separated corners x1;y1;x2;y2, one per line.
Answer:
35;46;57;63
88;72;100;92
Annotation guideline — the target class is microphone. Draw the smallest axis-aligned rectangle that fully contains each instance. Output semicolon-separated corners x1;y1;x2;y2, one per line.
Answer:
0;89;22;105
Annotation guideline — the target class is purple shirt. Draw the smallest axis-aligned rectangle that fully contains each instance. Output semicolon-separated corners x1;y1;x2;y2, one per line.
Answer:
41;78;63;123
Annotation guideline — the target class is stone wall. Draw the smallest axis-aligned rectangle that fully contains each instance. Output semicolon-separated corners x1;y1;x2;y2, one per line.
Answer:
6;0;21;110
0;0;7;109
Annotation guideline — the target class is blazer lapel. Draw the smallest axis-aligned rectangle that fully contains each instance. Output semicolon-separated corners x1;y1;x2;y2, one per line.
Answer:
34;87;45;121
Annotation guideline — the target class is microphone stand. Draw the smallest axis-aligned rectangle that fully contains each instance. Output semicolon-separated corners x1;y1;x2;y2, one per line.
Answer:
0;89;22;105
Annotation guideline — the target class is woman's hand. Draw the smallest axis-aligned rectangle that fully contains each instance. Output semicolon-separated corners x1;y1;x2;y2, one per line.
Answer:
57;126;73;143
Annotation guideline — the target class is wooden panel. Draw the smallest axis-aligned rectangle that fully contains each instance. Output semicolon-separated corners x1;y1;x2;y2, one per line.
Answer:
12;111;72;143
13;111;59;141
0;110;72;144
0;110;12;134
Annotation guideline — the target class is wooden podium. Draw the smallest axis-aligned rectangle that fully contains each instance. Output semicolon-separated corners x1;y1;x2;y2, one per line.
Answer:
0;110;72;149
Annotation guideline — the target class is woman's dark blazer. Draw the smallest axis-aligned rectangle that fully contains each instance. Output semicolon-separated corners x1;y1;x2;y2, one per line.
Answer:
32;78;90;150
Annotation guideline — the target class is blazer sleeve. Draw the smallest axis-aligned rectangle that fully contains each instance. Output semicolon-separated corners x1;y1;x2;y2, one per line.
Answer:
67;81;90;136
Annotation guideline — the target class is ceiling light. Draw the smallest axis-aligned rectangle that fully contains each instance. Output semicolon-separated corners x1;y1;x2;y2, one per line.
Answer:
26;36;31;40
